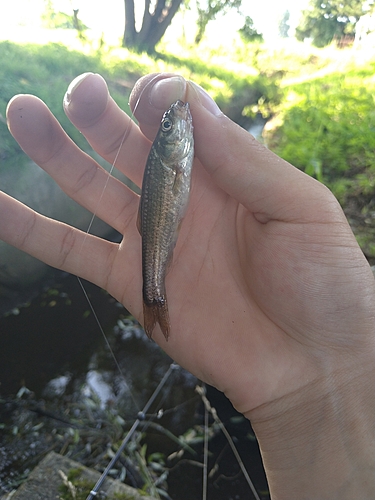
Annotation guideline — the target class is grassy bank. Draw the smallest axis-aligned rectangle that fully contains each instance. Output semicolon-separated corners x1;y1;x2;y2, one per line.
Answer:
0;39;280;169
263;49;375;260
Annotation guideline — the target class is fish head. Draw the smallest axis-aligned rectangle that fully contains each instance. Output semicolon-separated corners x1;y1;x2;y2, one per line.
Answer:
155;100;194;162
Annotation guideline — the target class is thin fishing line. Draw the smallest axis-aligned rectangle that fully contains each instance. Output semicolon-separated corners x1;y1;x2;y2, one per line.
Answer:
137;366;177;435
77;74;177;498
78;76;259;500
196;386;261;500
76;277;142;409
202;386;209;500
82;117;129;242
77;75;165;403
86;362;178;500
83;73;163;242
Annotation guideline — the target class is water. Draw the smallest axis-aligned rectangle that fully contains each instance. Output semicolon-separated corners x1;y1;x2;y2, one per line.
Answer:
0;273;269;499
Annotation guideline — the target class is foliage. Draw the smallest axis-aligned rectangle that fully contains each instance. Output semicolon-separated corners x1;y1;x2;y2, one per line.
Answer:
195;0;243;43
296;0;374;47
41;0;76;29
265;58;375;259
0;41;132;168
266;65;375;185
0;42;96;165
238;16;264;43
2;387;168;498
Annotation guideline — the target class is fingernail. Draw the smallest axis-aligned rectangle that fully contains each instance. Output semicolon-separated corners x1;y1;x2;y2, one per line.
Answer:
149;76;186;110
64;72;94;106
188;81;222;116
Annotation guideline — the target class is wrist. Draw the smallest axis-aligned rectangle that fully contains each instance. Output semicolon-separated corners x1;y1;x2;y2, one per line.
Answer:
247;356;375;500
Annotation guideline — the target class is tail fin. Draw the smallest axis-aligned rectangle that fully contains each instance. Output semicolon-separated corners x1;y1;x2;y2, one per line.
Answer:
143;296;170;341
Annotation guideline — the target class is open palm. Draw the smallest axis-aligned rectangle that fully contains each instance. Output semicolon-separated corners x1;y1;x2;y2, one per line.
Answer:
3;73;374;417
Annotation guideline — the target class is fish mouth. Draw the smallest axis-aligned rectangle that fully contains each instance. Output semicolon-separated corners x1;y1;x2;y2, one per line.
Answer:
172;100;192;122
171;100;193;138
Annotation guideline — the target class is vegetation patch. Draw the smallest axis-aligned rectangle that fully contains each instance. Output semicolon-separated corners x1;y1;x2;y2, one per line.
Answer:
265;56;375;260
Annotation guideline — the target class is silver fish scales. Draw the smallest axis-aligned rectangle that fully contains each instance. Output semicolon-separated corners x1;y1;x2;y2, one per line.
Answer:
137;100;194;340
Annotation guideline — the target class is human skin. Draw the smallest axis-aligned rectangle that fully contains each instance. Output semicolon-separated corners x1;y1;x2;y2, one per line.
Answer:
2;73;375;499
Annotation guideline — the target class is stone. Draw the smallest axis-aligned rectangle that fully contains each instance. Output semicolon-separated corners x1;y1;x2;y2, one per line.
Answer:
4;451;158;500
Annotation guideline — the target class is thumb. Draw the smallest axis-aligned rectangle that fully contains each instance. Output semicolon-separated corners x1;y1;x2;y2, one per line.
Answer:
131;74;340;224
185;80;338;225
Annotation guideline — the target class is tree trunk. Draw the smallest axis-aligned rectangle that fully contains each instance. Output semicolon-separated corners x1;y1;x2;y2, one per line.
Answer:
122;0;183;53
123;0;136;47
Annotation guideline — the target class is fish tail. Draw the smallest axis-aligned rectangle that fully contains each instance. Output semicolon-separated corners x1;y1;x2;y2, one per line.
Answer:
143;297;170;341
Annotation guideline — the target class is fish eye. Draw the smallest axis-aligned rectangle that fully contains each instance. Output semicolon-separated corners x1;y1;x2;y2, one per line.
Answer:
161;118;172;132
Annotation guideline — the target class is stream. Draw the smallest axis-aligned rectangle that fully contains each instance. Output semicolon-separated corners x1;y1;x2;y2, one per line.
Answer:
0;273;269;499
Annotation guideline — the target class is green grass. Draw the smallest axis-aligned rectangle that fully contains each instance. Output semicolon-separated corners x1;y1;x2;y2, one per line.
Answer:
0;41;131;167
267;67;375;183
0;39;280;168
262;51;375;260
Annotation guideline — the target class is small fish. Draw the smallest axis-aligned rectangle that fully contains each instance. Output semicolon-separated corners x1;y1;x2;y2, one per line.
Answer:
137;100;194;340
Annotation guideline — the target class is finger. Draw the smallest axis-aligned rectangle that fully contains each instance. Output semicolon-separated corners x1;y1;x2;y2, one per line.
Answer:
185;82;340;224
129;73;188;139
0;190;143;323
6;94;139;234
130;74;344;224
0;191;120;289
63;72;151;186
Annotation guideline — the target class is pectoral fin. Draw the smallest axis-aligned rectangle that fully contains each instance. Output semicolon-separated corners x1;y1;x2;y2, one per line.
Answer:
172;167;184;196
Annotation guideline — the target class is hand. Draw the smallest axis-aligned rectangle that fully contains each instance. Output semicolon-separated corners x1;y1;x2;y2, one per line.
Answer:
2;73;375;498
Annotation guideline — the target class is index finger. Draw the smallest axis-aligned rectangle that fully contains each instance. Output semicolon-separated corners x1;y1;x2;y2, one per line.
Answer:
63;72;150;187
